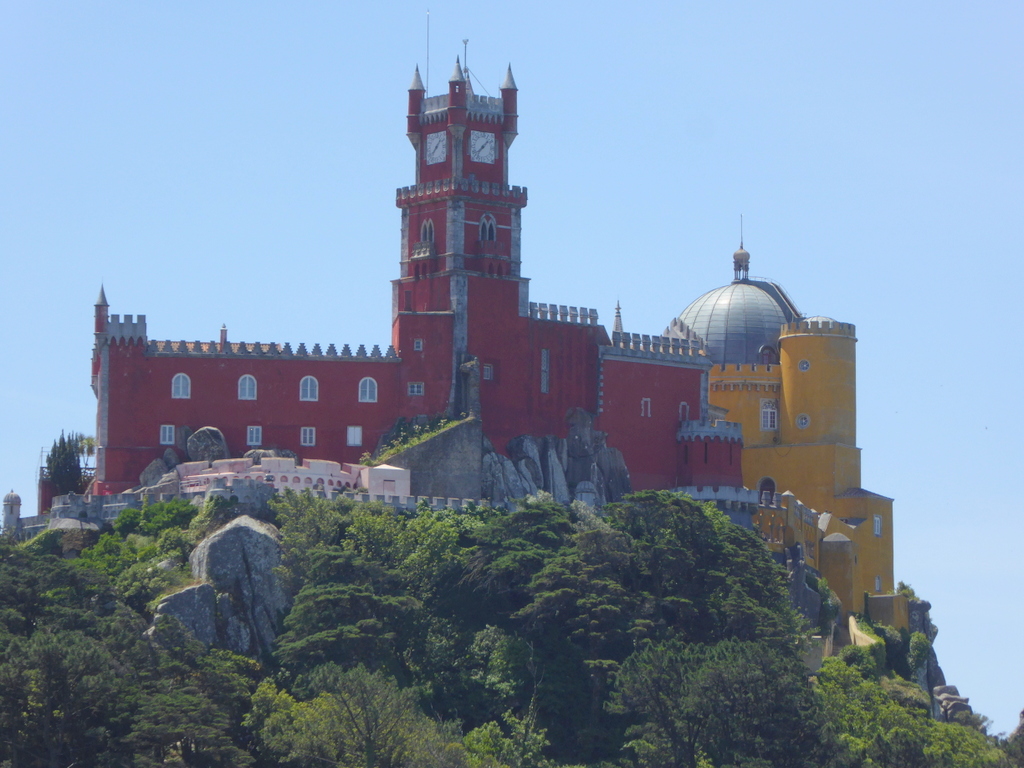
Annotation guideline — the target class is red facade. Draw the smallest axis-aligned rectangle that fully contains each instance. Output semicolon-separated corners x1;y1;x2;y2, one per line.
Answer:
92;63;744;498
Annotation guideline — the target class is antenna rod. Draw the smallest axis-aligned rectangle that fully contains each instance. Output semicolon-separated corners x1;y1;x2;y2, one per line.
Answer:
426;9;430;93
463;38;469;79
740;214;744;247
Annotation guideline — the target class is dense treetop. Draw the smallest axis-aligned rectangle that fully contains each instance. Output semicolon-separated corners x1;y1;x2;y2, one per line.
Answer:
0;491;1016;766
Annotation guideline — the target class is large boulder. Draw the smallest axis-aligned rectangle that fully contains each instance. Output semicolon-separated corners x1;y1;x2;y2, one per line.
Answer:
139;457;170;489
155;584;217;646
187;426;230;463
187;515;288;655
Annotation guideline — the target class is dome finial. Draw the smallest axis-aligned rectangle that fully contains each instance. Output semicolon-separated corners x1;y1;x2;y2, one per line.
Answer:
733;243;750;281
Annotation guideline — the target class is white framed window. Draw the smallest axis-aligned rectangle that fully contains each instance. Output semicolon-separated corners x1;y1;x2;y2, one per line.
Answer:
640;397;652;417
873;515;883;537
347;426;363;446
760;399;778;430
413;338;424;351
171;373;191;399
479;214;496;241
483;364;493;380
678;402;690;421
246;426;263;446
358;377;377;403
408;382;424;396
300;376;319;401
540;349;550;393
874;576;882;593
159;425;175;445
420;219;434;242
238;374;257;400
300;427;316;447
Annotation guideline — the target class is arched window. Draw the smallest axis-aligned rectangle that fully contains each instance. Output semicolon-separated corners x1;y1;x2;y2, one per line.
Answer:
358;377;377;403
758;477;776;505
759;345;778;365
760;399;778;430
171;373;191;399
238;374;257;400
420;219;434;242
299;376;319;401
480;214;496;241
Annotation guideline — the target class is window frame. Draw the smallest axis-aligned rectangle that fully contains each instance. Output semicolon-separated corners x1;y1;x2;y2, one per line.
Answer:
760;399;778;431
246;426;263;446
299;376;319;402
407;382;424;396
238;374;257;400
300;426;316;447
482;363;493;380
171;373;191;399
873;514;883;537
159;425;175;446
413;338;424;351
540;349;550;394
346;425;363;446
358;377;378;403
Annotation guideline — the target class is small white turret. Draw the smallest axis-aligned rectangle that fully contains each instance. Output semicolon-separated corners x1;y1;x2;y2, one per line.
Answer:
3;490;21;533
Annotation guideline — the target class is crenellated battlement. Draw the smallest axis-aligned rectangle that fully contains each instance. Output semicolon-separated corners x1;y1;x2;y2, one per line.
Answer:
677;418;743;442
780;318;856;338
396;177;527;204
420;92;504;122
529;303;598;325
106;314;148;343
712;362;784;377
604;331;708;362
147;339;400;361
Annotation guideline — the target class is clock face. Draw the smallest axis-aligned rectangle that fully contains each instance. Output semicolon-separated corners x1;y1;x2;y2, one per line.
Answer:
425;132;447;165
470;131;496;164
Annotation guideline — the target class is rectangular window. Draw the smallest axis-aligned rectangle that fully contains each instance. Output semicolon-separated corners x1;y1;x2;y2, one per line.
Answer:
540;349;550;393
483;364;493;380
761;401;778;431
408;382;424;396
413;338;424;351
874;575;882;593
300;427;316;447
159;425;175;445
347;426;363;447
641;397;652;417
873;514;883;537
246;426;262;446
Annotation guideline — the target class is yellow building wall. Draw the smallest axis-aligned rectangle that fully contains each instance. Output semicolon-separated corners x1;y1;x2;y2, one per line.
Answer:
708;318;893;617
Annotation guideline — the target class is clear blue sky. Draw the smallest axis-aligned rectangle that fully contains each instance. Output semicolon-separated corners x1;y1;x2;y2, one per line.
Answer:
3;0;1022;734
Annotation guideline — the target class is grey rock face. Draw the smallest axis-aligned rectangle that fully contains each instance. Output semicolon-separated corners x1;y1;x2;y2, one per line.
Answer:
507;436;543;486
162;448;180;469
188;516;288;656
187;426;230;463
244;449;279;464
543;442;571;504
139;458;169;489
516;459;539;496
156;583;217;646
499;454;527;500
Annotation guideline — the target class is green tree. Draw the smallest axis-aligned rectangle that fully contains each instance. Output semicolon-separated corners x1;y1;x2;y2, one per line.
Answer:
45;431;85;496
612;638;828;768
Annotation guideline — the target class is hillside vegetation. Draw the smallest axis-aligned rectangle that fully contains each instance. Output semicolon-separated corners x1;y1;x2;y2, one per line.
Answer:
0;491;1019;767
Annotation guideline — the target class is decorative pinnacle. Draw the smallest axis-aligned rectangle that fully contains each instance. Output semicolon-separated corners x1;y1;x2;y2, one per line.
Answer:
449;56;465;82
613;301;623;334
96;285;108;307
501;64;518;90
409;65;425;91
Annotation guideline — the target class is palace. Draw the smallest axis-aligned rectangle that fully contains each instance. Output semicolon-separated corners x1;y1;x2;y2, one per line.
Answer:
83;60;892;616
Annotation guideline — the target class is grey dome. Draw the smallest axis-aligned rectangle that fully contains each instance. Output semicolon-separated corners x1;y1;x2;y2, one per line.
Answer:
677;279;800;366
4;490;20;504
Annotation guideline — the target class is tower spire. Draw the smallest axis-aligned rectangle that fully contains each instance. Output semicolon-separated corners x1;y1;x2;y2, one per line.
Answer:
409;65;425;91
449;56;465;82
613;301;623;334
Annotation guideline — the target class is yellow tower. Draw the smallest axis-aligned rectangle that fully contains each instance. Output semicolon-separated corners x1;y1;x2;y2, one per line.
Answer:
668;246;893;615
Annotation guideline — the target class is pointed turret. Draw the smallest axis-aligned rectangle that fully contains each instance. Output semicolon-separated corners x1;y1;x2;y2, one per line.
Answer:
409;65;425;91
408;65;426;141
94;285;108;334
449;57;465;82
613;301;623;334
501;64;519;145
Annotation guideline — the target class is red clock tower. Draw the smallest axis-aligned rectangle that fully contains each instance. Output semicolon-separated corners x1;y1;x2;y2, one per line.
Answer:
393;60;529;413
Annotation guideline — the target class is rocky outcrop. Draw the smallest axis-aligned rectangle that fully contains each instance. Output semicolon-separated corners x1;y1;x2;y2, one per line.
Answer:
154;516;288;657
387;418;484;499
187;426;230;463
155;584;217;646
933;685;975;722
484;409;631;507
